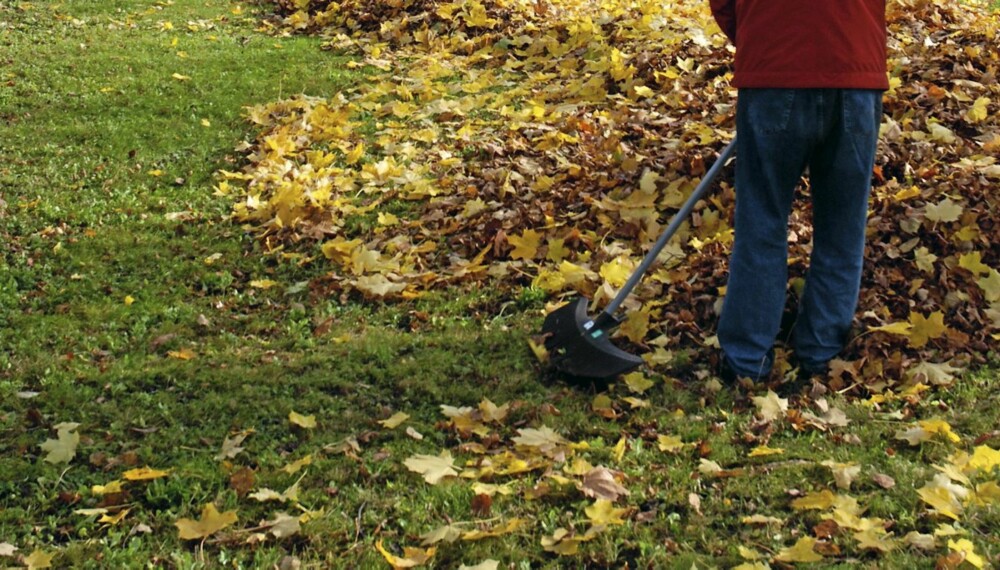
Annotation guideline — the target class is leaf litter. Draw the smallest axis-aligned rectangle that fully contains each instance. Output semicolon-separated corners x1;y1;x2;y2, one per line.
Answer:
230;0;998;391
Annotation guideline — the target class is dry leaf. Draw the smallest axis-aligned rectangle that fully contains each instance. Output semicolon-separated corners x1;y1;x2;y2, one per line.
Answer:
175;503;238;540
580;466;630;501
774;537;823;563
24;550;54;570
40;422;80;464
404;450;458;485
752;391;787;422
288;411;317;429
379;412;410;429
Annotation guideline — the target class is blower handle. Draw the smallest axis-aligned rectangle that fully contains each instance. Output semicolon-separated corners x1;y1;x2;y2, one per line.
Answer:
594;136;737;329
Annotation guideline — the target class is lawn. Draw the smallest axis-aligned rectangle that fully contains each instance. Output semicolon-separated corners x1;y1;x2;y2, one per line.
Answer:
1;1;998;569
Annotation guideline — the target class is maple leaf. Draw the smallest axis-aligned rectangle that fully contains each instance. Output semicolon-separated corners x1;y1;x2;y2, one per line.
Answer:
507;230;541;260
748;445;784;458
917;474;967;520
854;527;898;552
281;454;313;474
820;461;862;490
948;538;985;569
580;466;630;501
958;251;991;276
908;311;949;348
657;434;684;453
622;371;654;394
40;422;80;464
790;490;836;511
751;390;788;422
265;512;301;539
122;467;172;481
774;537;823;563
965;96;990;123
215;430;251;460
175;503;238;540
24;550;53;570
0;543;16;557
379;412;410;429
289;411;317;429
512;426;569;454
375;541;436;569
924;198;963;223
420;524;464;545
968;445;1000;473
584;499;628;525
895;419;961;445
461;518;529;540
979;269;1000;302
404;450;458;485
905;361;962;386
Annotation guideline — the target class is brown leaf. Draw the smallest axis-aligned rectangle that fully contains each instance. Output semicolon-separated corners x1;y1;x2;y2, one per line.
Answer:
229;467;256;497
580;466;630;501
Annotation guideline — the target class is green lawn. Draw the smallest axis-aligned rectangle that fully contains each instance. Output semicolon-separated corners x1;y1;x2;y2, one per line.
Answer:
1;1;998;569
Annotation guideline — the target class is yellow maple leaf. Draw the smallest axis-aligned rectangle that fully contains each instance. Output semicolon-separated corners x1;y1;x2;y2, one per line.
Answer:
281;454;313;474
99;508;130;526
979;270;1000;302
895;419;961;445
958;251;991;276
376;540;436;569
171;73;191;81
167;348;196;360
748;445;784;458
507;230;541;261
966;96;990;123
379;412;410;429
289;411;317;429
599;255;635;288
948;538;985;569
175;503;238;540
24;550;54;570
461;518;529;540
968;445;1000;473
657;434;684;452
774;537;823;563
917;474;966;520
123;466;172;481
790;489;836;511
908;311;948;348
585;499;628;525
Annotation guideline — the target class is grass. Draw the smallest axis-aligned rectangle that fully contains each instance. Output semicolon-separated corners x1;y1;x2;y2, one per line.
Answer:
1;1;999;568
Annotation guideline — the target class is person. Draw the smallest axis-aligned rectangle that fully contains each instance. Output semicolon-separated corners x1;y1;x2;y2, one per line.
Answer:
708;0;889;382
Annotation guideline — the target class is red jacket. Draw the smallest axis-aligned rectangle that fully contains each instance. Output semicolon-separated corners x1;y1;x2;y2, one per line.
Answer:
709;0;889;89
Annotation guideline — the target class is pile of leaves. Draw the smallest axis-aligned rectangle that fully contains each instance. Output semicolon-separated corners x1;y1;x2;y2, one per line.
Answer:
220;0;999;387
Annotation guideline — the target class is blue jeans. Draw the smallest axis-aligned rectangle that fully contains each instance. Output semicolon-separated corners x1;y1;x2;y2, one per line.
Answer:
718;88;882;379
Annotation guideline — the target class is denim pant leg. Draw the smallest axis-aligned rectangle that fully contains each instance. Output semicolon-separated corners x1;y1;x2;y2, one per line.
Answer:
793;90;882;370
718;89;813;379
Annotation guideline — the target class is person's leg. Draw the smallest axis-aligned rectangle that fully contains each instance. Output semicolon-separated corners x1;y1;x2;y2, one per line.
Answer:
794;89;882;372
718;89;815;379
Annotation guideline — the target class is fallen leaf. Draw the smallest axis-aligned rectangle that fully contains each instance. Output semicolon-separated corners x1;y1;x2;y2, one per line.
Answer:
0;543;17;557
752;391;788;422
947;538;985;569
585;499;628;525
40;422;80;464
821;460;862;490
774;537;823;563
266;512;301;538
580;466;630;501
24;550;54;570
404;450;458;485
748;445;784;458
175;503;238;540
375;541;436;569
289;411;317;429
122;467;172;481
379;412;410;429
